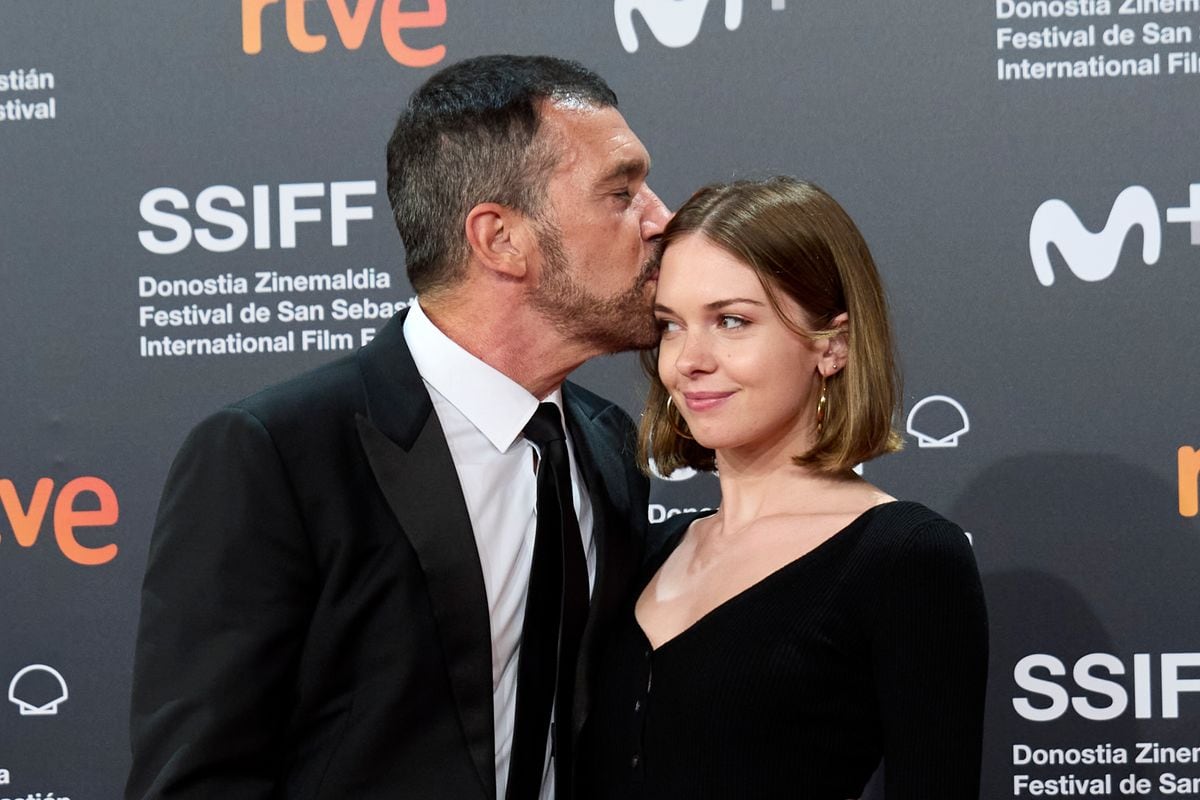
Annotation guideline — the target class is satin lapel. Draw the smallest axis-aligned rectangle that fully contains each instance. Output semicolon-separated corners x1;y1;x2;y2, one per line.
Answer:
562;393;636;738
356;312;495;800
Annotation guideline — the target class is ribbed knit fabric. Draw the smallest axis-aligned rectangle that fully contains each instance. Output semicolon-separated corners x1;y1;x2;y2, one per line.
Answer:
579;501;988;800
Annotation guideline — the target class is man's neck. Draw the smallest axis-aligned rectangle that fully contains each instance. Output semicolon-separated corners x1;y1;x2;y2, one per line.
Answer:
421;292;595;400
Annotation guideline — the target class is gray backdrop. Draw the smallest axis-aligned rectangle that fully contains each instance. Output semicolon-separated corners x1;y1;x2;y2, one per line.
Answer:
4;1;1200;797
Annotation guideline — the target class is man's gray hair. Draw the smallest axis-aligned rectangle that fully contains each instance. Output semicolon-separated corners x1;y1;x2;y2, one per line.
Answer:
386;54;619;294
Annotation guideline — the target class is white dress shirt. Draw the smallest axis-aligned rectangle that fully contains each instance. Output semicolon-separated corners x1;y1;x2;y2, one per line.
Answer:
403;299;595;800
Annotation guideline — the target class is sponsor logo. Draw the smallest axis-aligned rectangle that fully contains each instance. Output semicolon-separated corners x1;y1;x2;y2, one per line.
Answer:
1013;652;1200;721
0;477;119;565
241;0;447;67
8;665;68;716
138;181;377;254
906;395;970;448
616;0;744;53
1168;183;1200;245
1028;182;1200;287
1179;446;1200;518
1029;186;1160;286
615;0;789;53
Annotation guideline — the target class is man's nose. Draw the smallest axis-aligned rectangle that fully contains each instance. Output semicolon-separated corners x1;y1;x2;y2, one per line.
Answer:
640;185;672;241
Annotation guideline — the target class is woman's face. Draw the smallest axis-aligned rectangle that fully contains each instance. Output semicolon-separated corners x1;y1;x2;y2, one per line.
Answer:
654;233;826;460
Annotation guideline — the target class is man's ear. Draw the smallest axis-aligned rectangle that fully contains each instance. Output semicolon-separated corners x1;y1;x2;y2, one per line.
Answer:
464;202;530;280
819;312;850;377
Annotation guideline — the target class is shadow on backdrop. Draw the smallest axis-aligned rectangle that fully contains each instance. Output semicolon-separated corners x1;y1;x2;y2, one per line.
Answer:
948;452;1198;797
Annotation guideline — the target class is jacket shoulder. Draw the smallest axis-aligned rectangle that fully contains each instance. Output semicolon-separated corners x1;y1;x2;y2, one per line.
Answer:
228;353;364;428
563;381;636;428
563;380;615;415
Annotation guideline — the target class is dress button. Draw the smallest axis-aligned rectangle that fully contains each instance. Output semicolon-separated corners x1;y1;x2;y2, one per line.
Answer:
631;754;641;768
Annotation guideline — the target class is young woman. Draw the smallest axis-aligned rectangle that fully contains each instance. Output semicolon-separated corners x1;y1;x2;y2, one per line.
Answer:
581;178;988;799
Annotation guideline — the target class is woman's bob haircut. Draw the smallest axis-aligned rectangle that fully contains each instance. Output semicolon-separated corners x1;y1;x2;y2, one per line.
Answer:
640;177;903;476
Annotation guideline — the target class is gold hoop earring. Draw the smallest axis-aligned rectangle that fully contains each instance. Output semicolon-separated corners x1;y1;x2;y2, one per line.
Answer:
665;395;694;440
815;375;828;433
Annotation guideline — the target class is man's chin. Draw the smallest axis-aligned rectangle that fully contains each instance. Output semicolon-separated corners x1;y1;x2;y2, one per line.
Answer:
630;328;660;350
625;290;660;349
628;286;659;347
592;308;659;353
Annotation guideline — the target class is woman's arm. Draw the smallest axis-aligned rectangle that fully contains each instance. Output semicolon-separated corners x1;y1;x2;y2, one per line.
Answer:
870;518;989;799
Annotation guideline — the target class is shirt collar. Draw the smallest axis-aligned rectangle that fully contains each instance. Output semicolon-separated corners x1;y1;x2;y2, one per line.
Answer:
403;298;563;452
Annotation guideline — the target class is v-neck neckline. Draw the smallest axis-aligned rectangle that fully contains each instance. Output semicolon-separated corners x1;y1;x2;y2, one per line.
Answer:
636;502;900;654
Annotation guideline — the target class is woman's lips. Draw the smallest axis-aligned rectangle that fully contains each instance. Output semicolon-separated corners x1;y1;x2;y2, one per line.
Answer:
683;391;734;412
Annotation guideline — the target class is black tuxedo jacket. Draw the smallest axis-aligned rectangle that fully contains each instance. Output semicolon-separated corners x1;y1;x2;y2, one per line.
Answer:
127;311;649;799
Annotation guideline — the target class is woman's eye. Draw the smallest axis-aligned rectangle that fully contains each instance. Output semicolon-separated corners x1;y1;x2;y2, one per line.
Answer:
657;318;680;333
718;315;747;330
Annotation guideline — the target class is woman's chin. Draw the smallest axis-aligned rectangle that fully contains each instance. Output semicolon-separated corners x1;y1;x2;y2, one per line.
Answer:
690;429;735;452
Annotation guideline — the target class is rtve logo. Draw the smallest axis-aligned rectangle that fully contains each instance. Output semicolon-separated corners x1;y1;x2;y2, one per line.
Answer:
1179;446;1200;518
1029;183;1200;286
0;477;120;566
615;0;788;53
242;0;447;67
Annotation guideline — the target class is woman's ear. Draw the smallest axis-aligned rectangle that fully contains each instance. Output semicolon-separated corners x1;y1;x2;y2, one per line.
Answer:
464;202;529;280
819;312;850;377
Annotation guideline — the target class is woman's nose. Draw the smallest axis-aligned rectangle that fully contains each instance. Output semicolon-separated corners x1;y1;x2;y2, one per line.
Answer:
673;330;715;376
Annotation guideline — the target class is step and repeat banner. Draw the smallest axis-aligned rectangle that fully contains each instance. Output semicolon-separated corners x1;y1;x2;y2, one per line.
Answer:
3;1;1200;798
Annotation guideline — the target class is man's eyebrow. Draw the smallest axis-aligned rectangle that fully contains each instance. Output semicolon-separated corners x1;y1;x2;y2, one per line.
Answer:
599;156;649;184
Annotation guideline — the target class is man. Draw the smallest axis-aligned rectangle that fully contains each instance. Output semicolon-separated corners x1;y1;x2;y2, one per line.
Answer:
127;55;670;799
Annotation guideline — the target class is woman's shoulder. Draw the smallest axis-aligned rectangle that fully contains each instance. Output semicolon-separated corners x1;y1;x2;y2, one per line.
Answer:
859;501;982;591
856;500;965;541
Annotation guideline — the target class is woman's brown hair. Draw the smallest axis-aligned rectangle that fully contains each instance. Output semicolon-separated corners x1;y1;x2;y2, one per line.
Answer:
640;177;903;475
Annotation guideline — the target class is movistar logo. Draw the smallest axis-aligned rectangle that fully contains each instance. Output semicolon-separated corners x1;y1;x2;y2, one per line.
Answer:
1028;186;1161;286
615;0;744;53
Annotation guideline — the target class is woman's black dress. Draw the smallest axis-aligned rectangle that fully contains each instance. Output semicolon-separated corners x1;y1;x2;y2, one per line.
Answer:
580;501;988;799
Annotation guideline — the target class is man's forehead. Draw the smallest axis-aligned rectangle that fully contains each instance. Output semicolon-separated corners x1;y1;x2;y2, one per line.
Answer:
541;100;651;174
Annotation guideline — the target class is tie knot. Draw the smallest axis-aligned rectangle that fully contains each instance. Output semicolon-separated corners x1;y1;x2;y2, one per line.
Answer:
523;402;566;448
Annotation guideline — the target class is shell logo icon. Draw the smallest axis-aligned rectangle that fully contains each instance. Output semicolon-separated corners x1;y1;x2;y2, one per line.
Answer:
9;665;68;716
906;395;970;449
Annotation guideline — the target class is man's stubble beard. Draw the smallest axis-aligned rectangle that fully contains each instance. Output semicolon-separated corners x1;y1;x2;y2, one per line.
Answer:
529;217;661;353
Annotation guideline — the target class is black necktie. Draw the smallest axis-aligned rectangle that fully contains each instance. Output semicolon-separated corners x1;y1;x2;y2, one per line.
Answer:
506;403;590;800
